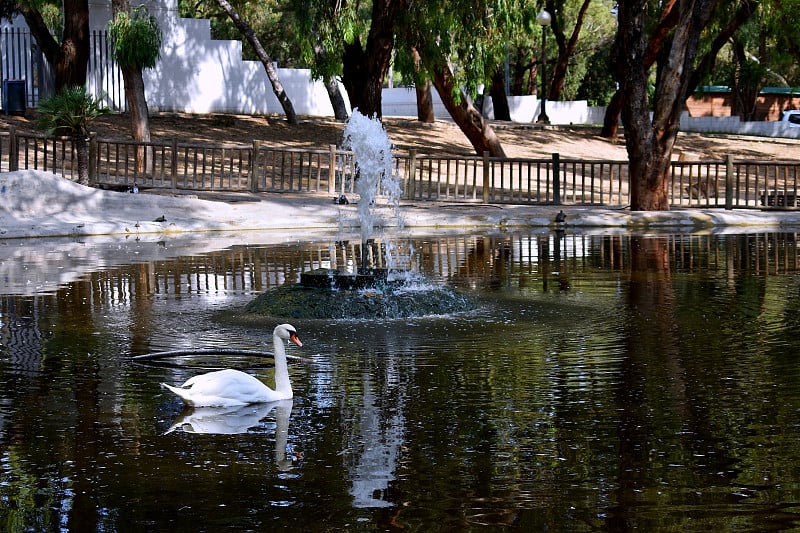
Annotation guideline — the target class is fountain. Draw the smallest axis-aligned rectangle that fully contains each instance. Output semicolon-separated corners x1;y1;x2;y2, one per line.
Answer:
245;110;473;319
302;109;402;289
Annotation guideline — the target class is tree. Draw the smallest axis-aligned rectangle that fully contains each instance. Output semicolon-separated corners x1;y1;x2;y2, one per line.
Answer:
37;85;109;185
108;1;161;171
603;0;757;138
545;0;594;100
14;0;90;89
616;0;721;210
215;0;298;123
430;54;507;156
315;46;349;120
397;0;508;156
340;0;409;118
410;46;435;123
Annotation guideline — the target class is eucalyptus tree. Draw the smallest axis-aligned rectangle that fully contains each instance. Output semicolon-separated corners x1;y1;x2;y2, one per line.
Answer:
332;0;410;119
544;0;617;101
602;0;758;138
615;0;722;210
393;0;516;156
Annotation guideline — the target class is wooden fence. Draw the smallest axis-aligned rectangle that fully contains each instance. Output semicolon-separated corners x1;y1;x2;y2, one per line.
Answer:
2;127;800;209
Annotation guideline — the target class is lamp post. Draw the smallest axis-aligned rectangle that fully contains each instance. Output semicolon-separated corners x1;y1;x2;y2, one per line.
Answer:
537;9;552;124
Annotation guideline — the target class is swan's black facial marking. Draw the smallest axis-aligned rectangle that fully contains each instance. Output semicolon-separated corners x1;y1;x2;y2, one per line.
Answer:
289;332;302;347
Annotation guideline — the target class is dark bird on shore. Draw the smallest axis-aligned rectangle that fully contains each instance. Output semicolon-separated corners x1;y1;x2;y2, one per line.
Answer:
555;210;566;223
154;215;167;222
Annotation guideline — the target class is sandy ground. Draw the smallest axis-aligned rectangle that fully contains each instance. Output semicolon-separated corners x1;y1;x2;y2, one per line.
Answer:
5;111;800;161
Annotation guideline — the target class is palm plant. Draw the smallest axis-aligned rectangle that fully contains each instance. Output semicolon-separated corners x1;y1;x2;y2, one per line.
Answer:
37;85;109;185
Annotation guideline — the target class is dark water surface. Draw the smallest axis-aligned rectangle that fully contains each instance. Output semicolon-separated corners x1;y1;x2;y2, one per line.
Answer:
1;231;800;531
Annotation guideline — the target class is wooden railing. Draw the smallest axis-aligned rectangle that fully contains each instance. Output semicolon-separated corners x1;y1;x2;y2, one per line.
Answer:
2;127;799;209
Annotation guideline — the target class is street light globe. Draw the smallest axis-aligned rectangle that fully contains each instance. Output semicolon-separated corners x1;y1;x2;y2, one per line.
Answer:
537;9;552;27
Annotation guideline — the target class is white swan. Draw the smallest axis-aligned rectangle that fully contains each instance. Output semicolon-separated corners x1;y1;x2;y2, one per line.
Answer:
161;323;303;407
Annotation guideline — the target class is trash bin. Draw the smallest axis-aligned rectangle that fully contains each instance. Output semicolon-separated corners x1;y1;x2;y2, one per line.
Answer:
3;79;26;116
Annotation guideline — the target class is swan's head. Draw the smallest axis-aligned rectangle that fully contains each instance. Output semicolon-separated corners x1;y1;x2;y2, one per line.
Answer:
275;323;303;347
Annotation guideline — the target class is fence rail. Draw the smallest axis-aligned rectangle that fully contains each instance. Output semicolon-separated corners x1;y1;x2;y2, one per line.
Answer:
2;127;800;209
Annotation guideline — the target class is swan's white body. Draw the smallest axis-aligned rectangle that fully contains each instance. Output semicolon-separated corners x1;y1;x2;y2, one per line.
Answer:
161;324;302;407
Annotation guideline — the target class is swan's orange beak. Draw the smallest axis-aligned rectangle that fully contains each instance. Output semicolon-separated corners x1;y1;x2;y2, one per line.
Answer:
289;333;303;347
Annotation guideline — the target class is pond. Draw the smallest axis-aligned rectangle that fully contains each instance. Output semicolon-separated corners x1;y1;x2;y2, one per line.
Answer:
1;230;800;531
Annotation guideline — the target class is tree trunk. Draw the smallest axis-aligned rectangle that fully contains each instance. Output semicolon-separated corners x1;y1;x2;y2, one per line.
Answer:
489;68;511;121
342;40;380;118
601;91;623;139
121;66;153;173
56;0;91;89
431;62;506;157
323;74;349;121
340;0;406;118
415;80;435;123
601;0;679;138
546;0;592;100
411;46;434;123
314;45;349;120
215;0;297;124
21;0;90;89
616;0;719;211
112;0;153;174
616;0;664;210
73;132;90;185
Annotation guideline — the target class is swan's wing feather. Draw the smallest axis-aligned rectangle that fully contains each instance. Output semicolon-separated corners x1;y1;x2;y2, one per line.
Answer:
164;369;283;406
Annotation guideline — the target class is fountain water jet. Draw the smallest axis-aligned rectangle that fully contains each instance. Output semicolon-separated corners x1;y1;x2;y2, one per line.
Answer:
305;109;404;287
342;109;402;258
244;111;474;319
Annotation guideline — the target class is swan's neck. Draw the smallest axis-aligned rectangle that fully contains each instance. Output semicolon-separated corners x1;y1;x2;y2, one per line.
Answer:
273;335;292;396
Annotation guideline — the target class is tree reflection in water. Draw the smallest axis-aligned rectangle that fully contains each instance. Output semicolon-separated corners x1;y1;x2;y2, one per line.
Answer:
1;231;800;530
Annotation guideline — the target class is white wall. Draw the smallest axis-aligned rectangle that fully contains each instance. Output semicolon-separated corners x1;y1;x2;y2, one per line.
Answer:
84;0;348;116
381;87;448;118
679;112;800;139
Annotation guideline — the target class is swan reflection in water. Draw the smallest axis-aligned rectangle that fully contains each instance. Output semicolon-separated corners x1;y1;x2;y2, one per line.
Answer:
165;399;300;471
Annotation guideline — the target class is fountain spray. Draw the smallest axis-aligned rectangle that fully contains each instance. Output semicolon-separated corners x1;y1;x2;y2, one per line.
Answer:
340;110;403;273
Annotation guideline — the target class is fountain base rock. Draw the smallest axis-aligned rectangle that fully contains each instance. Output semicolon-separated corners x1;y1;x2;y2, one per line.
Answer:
244;269;474;320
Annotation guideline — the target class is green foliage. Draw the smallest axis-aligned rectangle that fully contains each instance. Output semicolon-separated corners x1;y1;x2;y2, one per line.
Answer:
576;46;616;106
178;0;310;69
39;1;62;36
108;6;162;69
36;85;109;138
701;1;800;91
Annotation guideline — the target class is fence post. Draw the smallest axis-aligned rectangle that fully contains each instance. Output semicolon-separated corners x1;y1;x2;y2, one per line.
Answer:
9;126;18;171
250;140;260;193
552;152;561;205
328;144;337;195
725;154;734;210
482;151;490;203
407;149;417;200
170;137;178;189
88;133;97;185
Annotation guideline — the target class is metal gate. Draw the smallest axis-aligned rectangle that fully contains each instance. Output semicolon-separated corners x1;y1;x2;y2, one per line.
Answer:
1;23;126;113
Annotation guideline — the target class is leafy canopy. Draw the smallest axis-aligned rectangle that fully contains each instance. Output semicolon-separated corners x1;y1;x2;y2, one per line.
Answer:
108;5;162;69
